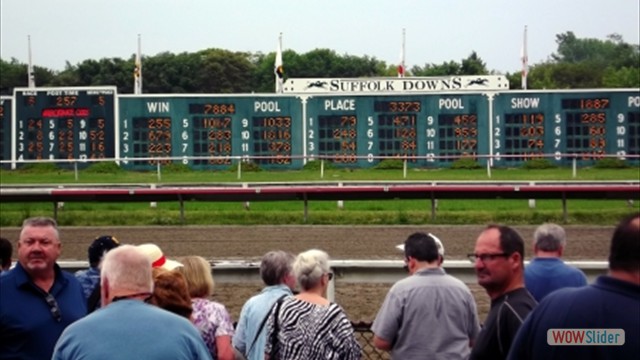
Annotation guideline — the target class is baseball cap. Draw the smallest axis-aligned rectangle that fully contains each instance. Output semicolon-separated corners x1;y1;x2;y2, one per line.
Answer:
395;232;445;256
136;243;183;271
88;235;120;266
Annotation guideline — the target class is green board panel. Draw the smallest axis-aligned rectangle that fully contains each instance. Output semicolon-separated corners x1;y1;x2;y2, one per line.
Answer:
12;87;117;168
118;95;303;170
492;90;640;166
2;88;636;171
305;93;489;167
0;96;11;169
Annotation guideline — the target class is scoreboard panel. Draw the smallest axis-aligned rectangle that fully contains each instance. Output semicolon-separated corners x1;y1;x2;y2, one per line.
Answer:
427;94;488;164
492;90;640;166
0;96;11;168
118;96;303;169
305;94;488;166
2;88;637;170
12;87;116;167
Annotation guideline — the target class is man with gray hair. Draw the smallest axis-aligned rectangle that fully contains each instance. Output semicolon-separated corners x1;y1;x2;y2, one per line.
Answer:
233;250;296;360
52;245;211;359
524;223;587;301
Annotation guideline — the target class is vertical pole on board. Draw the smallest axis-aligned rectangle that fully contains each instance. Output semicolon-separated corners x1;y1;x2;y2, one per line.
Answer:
74;162;79;182
237;161;242;180
157;162;161;181
572;156;577;179
486;93;496;168
321;159;324;179
301;96;308;165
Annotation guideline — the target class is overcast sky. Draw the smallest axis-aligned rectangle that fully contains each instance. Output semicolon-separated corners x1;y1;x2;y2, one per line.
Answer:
1;0;638;74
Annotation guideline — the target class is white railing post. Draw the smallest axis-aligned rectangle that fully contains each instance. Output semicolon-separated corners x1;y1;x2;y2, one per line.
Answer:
528;182;536;209
403;159;407;179
150;183;157;208
337;182;344;210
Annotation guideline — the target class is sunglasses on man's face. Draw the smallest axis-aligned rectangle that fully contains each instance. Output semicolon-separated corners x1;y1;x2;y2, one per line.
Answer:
45;294;62;322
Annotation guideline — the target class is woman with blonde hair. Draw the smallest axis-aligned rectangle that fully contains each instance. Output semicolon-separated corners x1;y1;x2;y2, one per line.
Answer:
177;256;235;360
264;249;361;360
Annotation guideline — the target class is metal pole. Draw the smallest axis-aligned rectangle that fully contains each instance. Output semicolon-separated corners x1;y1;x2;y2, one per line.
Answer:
562;192;568;223
403;159;407;179
303;192;308;223
179;195;185;225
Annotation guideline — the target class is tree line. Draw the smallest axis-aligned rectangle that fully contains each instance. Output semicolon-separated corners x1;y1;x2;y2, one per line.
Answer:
0;31;638;95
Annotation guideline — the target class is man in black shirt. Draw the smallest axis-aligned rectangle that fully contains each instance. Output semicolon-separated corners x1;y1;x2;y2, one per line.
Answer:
469;225;537;360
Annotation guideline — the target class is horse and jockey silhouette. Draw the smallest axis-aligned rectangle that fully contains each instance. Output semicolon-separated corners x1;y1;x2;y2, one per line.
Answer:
467;78;489;86
306;81;328;89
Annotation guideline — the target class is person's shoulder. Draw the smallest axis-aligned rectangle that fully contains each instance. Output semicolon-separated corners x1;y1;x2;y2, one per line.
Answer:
0;270;15;295
326;302;351;322
549;283;593;299
248;287;288;303
0;266;30;290
59;266;80;279
564;263;588;276
390;274;419;291
60;269;84;286
0;268;14;282
145;302;198;325
194;297;228;312
328;302;350;316
532;285;591;313
61;307;102;333
504;288;537;308
74;268;88;276
442;272;470;288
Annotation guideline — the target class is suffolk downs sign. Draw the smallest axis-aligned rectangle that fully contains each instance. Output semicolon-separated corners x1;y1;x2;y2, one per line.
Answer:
282;76;509;93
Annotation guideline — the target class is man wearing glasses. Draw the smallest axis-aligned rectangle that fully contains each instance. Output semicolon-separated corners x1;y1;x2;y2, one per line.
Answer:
372;232;481;359
469;225;537;360
0;217;87;360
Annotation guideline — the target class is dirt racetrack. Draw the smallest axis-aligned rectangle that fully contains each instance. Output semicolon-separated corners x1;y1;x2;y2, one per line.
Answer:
0;224;614;323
